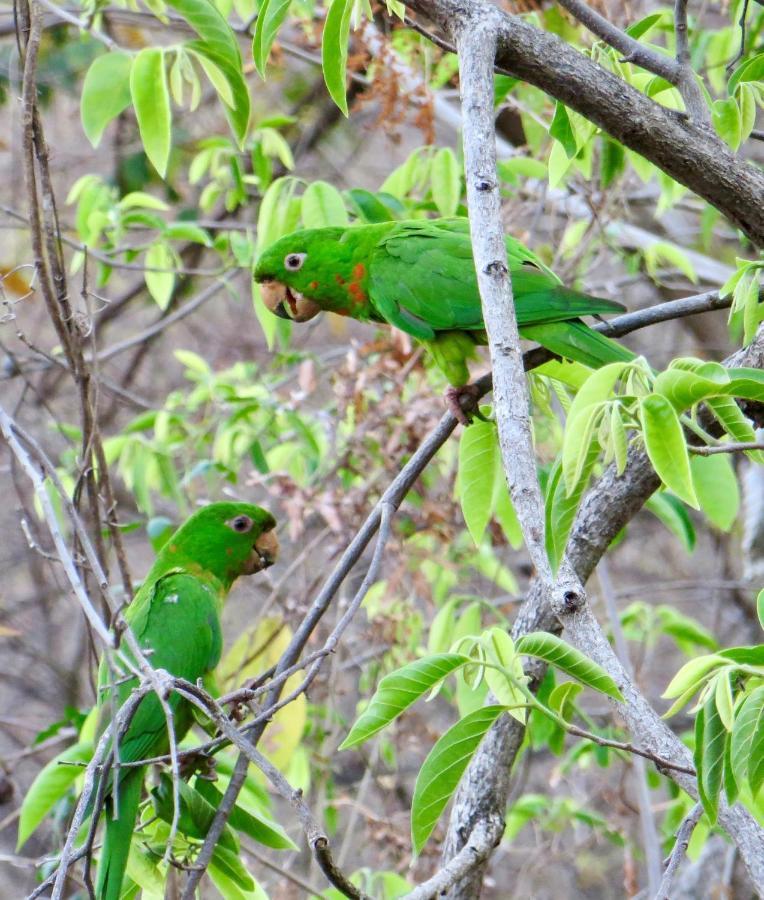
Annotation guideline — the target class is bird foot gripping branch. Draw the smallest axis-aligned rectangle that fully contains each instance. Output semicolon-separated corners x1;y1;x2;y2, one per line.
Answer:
444;383;485;425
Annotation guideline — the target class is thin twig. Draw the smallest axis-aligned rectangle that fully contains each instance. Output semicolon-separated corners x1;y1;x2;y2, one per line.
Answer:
654;803;704;899
688;441;764;455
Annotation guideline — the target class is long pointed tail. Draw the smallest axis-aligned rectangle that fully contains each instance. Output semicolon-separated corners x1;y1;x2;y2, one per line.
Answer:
96;765;144;900
521;319;634;369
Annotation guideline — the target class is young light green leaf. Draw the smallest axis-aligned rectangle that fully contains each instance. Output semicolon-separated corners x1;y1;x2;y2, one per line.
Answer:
186;41;250;146
144;242;176;310
411;705;505;854
339;654;469;749
130;48;172;177
610;403;628;474
662;654;727;701
562;402;604;496
458;419;498;545
253;0;292;76
548;681;583;721
645;492;696;552
550;101;577;157
697;692;727;822
81;52;133;146
730;686;764;795
757;589;764;631
430;148;461;217
653;367;729;412
18;742;92;848
714;670;735;732
689;454;739;532
515;632;624;701
301;180;350;228
493;480;522;549
483;628;528;724
322;0;356;116
712;96;742;150
545;442;600;572
639;393;698;508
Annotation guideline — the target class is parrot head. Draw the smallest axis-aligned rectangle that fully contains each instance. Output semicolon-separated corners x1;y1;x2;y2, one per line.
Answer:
165;502;278;584
253;227;351;322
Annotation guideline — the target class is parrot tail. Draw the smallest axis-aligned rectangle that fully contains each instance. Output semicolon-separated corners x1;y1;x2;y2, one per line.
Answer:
96;765;145;900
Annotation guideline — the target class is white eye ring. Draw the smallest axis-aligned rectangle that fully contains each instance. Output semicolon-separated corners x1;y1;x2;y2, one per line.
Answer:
284;252;307;272
227;515;253;533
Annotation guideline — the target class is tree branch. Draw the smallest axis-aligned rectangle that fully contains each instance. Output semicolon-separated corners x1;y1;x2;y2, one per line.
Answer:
404;0;764;244
655;803;704;900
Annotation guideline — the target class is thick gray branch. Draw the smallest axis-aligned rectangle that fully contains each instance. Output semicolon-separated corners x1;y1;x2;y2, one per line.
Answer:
405;0;764;244
457;21;551;582
441;329;764;897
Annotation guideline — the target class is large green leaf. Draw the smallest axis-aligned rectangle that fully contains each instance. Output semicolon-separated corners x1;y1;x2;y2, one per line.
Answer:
194;779;297;850
458;418;498;545
81;52;133;146
411;705;505;853
187;41;250;146
690;454;740;532
730;686;764;795
639;393;698;508
17;741;92;848
130;48;172;177
339;654;469;749
152;773;239;852
515;632;624;701
696;692;727;822
322;0;355;115
430;147;461;217
301;180;349;228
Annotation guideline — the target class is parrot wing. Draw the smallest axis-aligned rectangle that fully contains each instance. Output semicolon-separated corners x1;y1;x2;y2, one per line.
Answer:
367;219;625;340
99;571;223;765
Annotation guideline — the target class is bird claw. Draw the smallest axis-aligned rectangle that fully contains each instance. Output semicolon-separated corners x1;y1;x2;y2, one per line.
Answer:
444;384;482;425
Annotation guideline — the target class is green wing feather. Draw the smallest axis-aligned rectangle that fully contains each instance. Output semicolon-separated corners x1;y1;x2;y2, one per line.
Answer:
95;572;224;899
366;218;630;375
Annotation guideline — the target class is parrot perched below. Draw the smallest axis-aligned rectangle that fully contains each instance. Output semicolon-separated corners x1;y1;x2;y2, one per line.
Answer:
253;217;632;422
95;502;278;900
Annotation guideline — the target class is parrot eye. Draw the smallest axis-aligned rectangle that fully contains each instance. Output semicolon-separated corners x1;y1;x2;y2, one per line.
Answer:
228;515;254;533
284;252;306;271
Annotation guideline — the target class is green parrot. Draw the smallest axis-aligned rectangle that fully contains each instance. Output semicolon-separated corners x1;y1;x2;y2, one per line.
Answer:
95;502;278;900
253;217;632;422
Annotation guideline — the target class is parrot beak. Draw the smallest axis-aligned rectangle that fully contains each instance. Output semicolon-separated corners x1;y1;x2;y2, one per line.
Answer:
259;280;321;323
245;528;279;573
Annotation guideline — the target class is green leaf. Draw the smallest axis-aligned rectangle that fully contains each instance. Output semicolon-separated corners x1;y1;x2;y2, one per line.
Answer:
210;844;256;892
662;654;726;701
645;493;696;552
253;0;292;76
152;773;239;852
430;148;461;217
562;402;604;496
697;692;727;822
17;742;92;848
81;52;133;147
550;102;577;158
411;705;505;853
730;686;764;795
639;393;698;508
346;188;396;223
728;51;764;95
301;180;349;228
625;11;664;39
144;242;176;310
458;419;498;545
757;589;764;631
130;48;172;177
186;41;250;146
600;136;625;189
714;670;735;731
194;780;297;850
689;454;739;532
548;681;583;721
483;628;528;724
545;442;600;572
712;97;742;150
653;365;730;411
515;632;624;701
339;654;469;749
322;0;355;116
